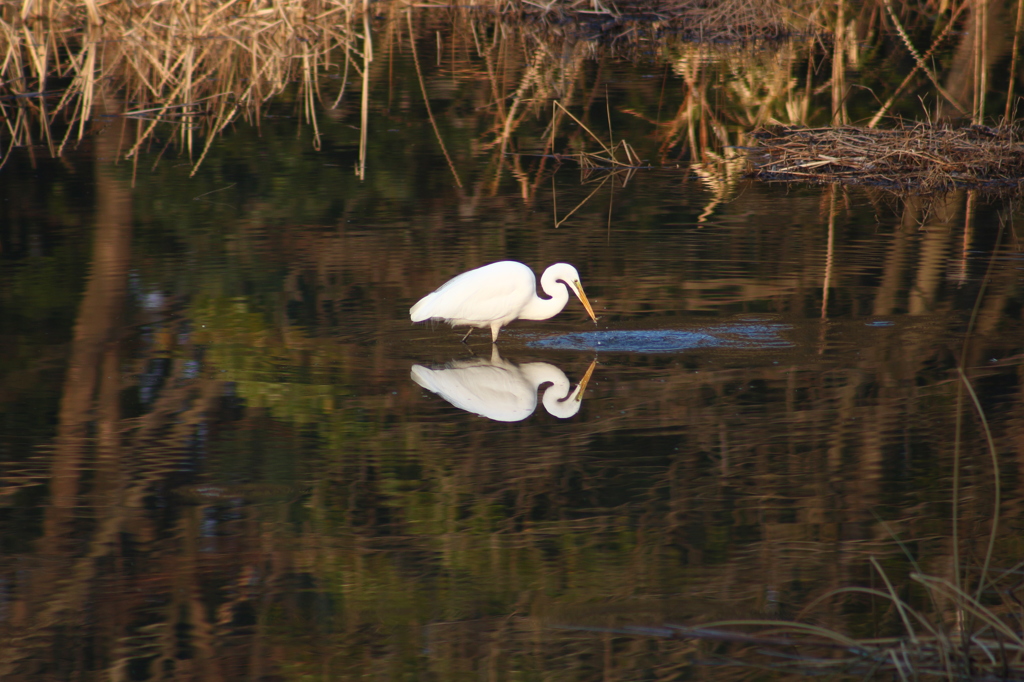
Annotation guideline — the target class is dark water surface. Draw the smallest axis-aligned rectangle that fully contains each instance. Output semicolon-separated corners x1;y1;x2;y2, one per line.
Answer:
2;18;1024;682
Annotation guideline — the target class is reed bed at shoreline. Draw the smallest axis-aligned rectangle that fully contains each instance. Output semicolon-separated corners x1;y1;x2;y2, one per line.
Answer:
748;124;1024;192
3;0;1023;191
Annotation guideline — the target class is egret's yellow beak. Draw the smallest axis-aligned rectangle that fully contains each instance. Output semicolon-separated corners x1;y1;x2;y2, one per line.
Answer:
573;280;597;323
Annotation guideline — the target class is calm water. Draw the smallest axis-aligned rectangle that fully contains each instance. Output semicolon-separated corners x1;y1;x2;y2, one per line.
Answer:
2;15;1024;681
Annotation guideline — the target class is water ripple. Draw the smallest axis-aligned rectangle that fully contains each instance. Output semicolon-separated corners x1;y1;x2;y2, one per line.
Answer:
529;323;791;353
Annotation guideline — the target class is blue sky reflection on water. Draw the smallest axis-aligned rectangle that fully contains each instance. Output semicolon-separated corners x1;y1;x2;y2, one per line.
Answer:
528;323;793;352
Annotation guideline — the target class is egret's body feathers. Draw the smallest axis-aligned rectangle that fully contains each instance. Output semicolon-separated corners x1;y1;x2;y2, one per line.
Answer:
410;261;596;342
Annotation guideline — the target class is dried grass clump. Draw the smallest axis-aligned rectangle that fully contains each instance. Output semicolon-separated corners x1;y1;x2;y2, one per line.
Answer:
505;0;825;43
747;124;1024;193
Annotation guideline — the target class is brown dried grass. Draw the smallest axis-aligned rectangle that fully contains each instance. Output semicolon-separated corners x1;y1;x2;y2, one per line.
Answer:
1;0;363;172
747;123;1024;193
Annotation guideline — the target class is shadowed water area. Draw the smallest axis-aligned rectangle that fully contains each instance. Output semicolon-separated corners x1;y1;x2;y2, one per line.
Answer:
2;3;1024;680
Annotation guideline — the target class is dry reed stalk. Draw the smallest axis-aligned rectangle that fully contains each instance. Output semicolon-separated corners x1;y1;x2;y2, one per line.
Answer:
1007;0;1024;119
551;100;643;170
406;9;463;188
830;0;847;124
748;123;1024;193
973;0;987;124
358;8;371;181
881;0;967;117
868;0;969;128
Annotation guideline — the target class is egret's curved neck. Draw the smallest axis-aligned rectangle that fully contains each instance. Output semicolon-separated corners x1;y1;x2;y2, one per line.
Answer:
519;363;583;419
518;270;569;321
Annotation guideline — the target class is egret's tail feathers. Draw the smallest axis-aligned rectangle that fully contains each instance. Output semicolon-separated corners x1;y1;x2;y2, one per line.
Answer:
410;294;436;322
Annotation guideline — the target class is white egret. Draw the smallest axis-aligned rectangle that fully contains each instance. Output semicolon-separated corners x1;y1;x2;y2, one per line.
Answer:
411;346;597;422
410;261;597;342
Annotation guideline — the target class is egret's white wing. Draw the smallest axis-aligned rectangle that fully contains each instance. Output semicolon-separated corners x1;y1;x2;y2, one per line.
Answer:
410;262;535;323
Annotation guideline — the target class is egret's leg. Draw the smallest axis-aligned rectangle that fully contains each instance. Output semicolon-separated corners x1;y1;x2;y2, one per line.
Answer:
460;327;474;343
490;322;502;343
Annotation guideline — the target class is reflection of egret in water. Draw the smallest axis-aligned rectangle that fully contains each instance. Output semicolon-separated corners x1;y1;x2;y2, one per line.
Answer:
411;347;597;422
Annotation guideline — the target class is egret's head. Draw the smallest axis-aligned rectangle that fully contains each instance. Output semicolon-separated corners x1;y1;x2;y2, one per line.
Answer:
546;263;598;323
